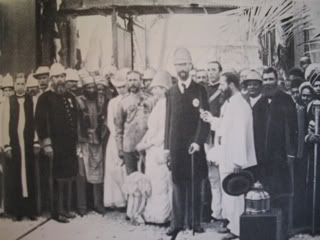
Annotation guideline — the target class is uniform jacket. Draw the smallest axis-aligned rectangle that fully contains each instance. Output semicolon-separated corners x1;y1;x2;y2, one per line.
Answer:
165;81;210;183
35;90;78;179
115;91;154;153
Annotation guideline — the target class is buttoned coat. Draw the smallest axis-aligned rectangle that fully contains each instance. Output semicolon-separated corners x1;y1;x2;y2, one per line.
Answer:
35;91;78;179
164;81;210;183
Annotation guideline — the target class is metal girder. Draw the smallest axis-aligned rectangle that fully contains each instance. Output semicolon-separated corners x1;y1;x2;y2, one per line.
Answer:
59;0;256;16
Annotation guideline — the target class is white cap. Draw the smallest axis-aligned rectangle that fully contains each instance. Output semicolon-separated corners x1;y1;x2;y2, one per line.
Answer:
112;68;130;87
65;68;80;82
142;68;156;80
305;63;320;81
242;70;263;83
95;75;107;87
26;73;39;88
49;63;65;78
150;71;172;90
1;74;14;89
81;75;95;86
101;65;117;77
33;66;50;78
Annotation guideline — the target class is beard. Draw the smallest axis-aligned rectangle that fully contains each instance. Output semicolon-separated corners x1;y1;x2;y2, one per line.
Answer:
221;87;232;100
53;81;66;95
262;85;276;97
178;70;189;81
84;90;97;100
129;85;139;93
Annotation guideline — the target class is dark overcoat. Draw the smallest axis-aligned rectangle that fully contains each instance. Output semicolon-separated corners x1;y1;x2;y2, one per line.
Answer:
248;96;269;182
264;90;298;196
164;81;210;183
5;95;36;216
35;91;78;179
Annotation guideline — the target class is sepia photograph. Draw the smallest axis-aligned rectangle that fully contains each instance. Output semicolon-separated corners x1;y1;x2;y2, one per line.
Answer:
0;0;320;239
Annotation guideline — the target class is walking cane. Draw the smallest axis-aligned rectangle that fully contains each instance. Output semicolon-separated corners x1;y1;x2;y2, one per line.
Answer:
191;152;195;236
312;100;320;235
48;154;54;219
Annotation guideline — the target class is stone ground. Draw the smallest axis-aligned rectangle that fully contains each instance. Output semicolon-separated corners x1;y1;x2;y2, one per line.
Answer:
0;211;320;240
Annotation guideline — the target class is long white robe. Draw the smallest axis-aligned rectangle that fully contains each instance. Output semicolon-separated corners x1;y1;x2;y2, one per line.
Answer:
140;98;172;224
208;92;257;236
104;95;127;207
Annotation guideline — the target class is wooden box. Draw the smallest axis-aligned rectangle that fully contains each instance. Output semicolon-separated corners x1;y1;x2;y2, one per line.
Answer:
240;208;283;240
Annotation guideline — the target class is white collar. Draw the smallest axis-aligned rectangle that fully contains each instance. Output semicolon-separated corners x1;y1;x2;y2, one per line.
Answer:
178;77;192;93
249;94;262;107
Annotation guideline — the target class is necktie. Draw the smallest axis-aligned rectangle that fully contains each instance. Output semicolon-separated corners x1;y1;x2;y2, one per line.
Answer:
181;83;186;93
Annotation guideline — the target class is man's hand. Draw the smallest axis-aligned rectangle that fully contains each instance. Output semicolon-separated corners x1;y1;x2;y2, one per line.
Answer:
308;134;320;144
233;164;242;174
200;110;214;124
5;149;12;159
44;145;53;159
119;150;124;159
188;143;200;155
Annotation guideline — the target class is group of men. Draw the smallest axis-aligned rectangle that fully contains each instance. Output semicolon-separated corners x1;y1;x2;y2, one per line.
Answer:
0;48;319;240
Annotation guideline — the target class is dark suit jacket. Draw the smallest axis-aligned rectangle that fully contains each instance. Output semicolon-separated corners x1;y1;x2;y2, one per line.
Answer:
165;81;210;183
250;96;269;167
264;90;298;195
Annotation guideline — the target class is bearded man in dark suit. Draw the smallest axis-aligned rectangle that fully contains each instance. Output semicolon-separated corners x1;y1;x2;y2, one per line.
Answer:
165;48;210;236
262;67;298;239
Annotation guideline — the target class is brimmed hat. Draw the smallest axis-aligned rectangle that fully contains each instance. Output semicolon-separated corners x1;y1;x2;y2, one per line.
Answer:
65;68;80;82
222;170;254;196
299;81;313;94
112;68;130;87
242;70;263;83
49;63;65;78
1;74;14;89
26;73;39;88
149;71;172;90
33;66;50;78
174;48;192;65
81;75;95;87
95;75;107;87
78;68;90;79
142;68;156;80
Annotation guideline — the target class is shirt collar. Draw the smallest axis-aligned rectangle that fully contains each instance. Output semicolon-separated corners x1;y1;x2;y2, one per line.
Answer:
178;77;192;93
249;94;262;107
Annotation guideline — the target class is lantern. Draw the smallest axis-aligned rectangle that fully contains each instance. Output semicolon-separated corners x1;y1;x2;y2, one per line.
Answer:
245;182;270;214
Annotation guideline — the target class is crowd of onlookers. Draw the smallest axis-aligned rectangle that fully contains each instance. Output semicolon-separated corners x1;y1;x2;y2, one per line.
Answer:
0;52;319;240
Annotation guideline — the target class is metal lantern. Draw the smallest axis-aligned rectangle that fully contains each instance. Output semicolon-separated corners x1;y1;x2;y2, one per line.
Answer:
245;182;270;214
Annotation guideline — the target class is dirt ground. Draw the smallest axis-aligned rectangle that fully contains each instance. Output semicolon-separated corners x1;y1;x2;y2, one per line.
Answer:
1;211;320;240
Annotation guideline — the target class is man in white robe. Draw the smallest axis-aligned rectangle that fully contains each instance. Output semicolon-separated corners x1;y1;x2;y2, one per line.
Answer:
201;72;257;239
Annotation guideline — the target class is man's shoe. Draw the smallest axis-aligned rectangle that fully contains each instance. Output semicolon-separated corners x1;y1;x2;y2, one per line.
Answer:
94;207;106;215
211;216;225;223
221;232;239;240
193;226;205;233
77;209;87;217
166;227;182;236
54;215;69;223
62;212;76;219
